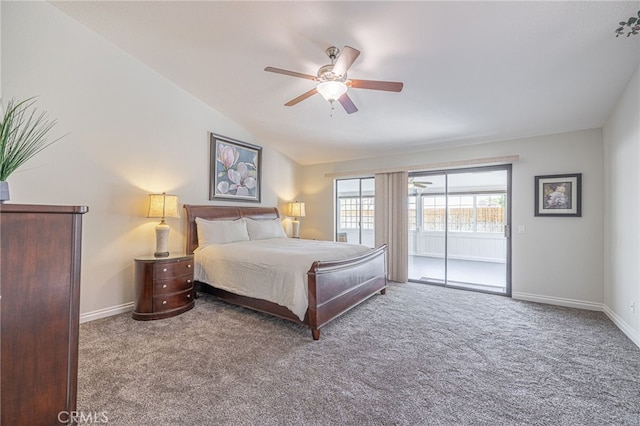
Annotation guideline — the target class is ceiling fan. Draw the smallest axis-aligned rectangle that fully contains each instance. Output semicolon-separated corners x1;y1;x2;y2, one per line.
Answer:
409;178;433;189
264;45;403;114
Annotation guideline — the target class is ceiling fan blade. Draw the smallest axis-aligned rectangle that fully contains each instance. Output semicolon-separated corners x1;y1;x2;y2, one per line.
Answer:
285;88;318;106
332;46;361;77
264;66;317;81
349;79;404;92
338;93;358;114
409;178;432;188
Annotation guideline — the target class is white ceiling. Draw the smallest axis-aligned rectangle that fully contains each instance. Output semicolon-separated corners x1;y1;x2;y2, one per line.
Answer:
50;1;640;165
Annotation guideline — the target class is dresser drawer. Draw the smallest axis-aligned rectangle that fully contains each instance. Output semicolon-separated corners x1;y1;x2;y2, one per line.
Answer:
154;275;193;295
153;258;193;278
153;288;194;312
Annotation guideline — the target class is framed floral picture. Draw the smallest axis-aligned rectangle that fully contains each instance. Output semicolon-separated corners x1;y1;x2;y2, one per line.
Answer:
534;173;582;217
209;133;262;202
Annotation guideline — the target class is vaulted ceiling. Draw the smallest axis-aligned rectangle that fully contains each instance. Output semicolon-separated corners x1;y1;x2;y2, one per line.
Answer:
51;1;640;165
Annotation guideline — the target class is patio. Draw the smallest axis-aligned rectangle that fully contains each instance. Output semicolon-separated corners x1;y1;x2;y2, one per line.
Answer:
409;255;507;294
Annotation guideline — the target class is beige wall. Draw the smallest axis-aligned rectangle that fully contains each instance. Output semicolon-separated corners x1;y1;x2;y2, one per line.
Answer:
604;65;640;346
2;1;302;319
301;129;605;310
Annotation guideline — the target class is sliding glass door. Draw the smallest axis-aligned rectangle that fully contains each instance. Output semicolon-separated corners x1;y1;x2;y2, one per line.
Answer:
408;173;446;284
408;165;511;295
335;178;375;247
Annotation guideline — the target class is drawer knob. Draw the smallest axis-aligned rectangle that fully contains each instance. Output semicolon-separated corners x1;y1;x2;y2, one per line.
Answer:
162;300;167;305
162;268;168;272
187;264;192;268
187;294;191;298
187;279;192;284
162;284;167;288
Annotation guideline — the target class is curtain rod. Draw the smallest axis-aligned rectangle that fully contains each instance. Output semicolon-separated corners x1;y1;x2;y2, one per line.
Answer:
324;155;520;179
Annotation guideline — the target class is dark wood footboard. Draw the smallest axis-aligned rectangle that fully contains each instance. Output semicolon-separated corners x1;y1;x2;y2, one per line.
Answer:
307;244;387;339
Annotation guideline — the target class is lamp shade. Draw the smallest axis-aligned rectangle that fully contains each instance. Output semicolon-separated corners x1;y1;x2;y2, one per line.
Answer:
147;193;179;220
316;81;348;102
289;201;306;218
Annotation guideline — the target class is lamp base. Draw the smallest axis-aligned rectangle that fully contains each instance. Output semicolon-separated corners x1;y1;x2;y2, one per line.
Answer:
292;220;300;239
154;222;170;257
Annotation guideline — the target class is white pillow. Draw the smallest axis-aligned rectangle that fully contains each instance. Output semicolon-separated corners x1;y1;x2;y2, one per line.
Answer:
195;217;250;247
245;218;287;240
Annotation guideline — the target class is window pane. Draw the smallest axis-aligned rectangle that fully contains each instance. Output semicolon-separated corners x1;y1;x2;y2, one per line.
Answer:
448;195;474;232
408;196;417;231
361;196;374;229
476;193;505;233
338;197;360;229
423;196;446;232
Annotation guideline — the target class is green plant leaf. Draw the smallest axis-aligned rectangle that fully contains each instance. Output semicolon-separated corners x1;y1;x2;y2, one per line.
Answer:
0;97;64;181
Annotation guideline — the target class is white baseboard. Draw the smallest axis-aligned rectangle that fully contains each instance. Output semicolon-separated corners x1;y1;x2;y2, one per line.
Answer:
512;291;604;311
80;302;134;324
512;291;640;349
603;305;640;348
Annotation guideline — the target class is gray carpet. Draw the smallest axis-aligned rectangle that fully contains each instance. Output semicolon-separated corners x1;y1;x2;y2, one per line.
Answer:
78;283;640;425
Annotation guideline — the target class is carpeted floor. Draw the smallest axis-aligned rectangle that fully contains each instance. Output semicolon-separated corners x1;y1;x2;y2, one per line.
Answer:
78;283;640;425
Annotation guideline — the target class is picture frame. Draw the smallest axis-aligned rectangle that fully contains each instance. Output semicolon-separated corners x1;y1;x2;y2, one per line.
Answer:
534;173;582;217
209;133;262;202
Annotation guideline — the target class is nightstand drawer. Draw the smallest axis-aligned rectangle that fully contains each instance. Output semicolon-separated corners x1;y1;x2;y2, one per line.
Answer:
153;288;194;312
154;275;193;295
153;259;193;278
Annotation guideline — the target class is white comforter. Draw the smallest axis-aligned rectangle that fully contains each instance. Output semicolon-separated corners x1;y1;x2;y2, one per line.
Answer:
194;238;371;320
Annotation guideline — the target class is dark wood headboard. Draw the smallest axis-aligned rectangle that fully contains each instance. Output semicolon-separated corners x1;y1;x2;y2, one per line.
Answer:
183;205;280;254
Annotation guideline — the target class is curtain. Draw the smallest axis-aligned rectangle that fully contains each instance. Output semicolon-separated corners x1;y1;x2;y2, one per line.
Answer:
374;171;408;282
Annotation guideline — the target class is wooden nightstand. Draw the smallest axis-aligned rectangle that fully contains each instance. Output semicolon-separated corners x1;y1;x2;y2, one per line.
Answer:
132;254;195;320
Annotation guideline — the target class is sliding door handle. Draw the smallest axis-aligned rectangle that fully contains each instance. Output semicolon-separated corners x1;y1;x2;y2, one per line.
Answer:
504;224;511;238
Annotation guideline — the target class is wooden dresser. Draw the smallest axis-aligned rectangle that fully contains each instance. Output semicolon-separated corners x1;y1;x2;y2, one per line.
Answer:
1;204;88;426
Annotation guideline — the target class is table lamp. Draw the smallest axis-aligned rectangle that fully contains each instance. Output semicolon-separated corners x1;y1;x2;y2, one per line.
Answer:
289;201;306;238
147;192;179;257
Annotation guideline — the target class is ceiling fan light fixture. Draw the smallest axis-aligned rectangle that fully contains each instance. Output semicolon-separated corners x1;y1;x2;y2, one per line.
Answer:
316;80;348;102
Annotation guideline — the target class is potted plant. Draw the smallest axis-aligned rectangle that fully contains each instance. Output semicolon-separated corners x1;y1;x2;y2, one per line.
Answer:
0;97;63;202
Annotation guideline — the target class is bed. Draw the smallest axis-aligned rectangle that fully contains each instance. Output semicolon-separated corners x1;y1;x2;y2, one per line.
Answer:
184;205;387;340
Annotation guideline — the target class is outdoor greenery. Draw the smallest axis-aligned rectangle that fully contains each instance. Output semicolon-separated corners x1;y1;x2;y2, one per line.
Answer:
0;98;62;181
615;10;640;37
